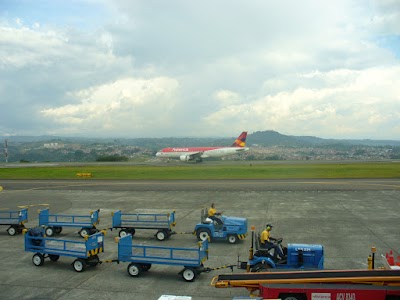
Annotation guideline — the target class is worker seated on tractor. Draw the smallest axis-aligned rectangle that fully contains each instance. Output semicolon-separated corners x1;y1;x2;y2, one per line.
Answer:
260;224;286;262
208;203;223;227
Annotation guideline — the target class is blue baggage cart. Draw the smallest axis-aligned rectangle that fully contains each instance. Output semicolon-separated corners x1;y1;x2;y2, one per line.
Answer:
117;235;209;281
0;208;28;236
24;227;105;272
111;210;176;241
39;208;100;237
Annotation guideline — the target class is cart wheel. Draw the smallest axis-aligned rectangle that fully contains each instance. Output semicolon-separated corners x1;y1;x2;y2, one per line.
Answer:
32;253;44;266
182;267;197;282
7;226;17;236
119;229;129;238
54;227;62;234
79;228;89;238
45;227;54;237
228;234;237;244
129;228;136;236
86;255;100;267
141;263;152;272
196;229;210;241
72;259;86;272
127;263;142;277
49;254;60;262
155;230;166;241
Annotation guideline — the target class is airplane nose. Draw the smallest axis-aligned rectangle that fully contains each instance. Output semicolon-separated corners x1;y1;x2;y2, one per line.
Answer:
156;152;161;157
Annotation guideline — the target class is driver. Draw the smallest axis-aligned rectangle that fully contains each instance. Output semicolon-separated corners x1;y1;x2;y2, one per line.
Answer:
260;223;285;261
208;203;223;225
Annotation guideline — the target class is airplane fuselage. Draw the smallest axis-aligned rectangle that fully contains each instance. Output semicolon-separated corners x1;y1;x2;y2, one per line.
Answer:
156;146;248;159
155;131;249;162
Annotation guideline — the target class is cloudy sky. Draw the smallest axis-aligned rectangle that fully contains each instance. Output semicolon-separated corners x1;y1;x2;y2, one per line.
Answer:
1;0;399;139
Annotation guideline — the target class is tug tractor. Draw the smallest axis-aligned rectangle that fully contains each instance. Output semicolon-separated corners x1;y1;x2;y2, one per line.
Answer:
239;229;324;271
193;209;247;244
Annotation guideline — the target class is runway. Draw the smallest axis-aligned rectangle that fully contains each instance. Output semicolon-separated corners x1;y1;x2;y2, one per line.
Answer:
0;178;399;299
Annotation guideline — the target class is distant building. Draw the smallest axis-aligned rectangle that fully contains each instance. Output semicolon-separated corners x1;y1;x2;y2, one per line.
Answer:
43;143;64;149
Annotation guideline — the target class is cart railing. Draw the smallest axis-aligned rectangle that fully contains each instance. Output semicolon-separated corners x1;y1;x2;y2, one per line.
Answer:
39;208;100;227
118;235;208;267
25;227;104;258
112;210;176;229
0;208;28;225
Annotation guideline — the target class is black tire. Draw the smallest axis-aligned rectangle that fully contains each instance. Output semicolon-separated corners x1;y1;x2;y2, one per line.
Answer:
54;227;62;234
7;226;17;236
72;259;86;272
119;229;129;238
196;229;210;241
128;228;136;236
45;227;54;237
32;253;45;266
280;294;306;300
155;230;166;241
79;228;90;238
181;267;197;282
227;234;237;244
49;254;60;262
251;262;273;272
141;263;152;271
127;263;142;277
86;255;100;267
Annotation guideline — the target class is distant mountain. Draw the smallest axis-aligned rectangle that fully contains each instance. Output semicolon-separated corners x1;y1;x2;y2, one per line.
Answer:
248;130;400;147
1;131;400;149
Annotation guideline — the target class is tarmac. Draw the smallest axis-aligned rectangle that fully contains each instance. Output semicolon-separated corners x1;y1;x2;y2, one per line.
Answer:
0;178;399;300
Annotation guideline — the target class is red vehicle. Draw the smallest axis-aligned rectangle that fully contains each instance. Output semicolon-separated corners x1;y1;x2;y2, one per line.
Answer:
212;269;400;300
259;282;400;300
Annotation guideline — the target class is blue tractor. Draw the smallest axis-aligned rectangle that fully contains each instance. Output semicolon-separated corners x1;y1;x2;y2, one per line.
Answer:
239;229;324;271
193;209;247;244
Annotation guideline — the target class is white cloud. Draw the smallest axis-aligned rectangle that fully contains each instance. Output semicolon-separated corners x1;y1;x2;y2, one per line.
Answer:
205;66;400;139
1;0;400;139
41;77;179;136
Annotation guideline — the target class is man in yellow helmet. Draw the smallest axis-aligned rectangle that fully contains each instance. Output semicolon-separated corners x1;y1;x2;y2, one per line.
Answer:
208;203;223;225
260;223;284;261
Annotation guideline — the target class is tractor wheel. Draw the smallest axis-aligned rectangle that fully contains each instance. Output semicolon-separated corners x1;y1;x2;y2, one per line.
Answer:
196;229;210;241
228;235;237;244
251;262;273;272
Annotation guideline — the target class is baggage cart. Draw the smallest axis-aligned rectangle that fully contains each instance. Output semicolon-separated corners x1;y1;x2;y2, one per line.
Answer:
0;208;28;236
39;208;100;237
111;210;176;241
24;227;104;272
117;235;208;281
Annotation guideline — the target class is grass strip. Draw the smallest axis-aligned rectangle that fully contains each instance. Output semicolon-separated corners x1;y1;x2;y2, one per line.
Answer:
0;162;399;180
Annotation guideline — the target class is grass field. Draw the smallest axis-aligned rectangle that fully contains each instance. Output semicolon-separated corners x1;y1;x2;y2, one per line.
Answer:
0;161;399;179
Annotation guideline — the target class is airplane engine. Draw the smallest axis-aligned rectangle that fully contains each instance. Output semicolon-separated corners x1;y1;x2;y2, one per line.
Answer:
180;155;192;161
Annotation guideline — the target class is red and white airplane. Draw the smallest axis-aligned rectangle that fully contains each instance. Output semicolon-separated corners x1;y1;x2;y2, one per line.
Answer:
155;132;249;162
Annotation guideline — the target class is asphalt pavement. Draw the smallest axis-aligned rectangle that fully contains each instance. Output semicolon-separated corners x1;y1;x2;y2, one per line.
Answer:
0;179;399;300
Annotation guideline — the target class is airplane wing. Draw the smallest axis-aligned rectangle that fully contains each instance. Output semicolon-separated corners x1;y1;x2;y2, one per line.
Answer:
186;152;204;160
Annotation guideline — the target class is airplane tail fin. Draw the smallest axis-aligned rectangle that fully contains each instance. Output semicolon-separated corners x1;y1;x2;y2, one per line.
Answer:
231;132;247;147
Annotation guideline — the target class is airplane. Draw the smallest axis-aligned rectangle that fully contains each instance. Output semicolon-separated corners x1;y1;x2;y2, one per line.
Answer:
155;131;249;162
